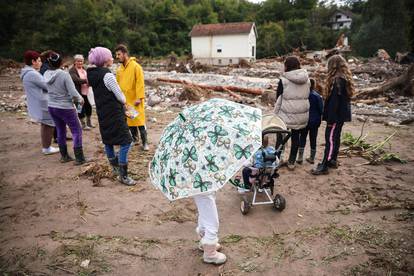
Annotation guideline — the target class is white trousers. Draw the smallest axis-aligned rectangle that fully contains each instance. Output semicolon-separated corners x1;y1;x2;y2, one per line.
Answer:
193;193;219;245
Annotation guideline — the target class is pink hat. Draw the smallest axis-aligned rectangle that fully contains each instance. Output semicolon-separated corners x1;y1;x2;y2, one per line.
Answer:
88;47;113;67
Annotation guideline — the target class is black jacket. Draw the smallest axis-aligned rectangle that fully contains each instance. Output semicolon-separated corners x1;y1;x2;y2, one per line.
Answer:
323;77;352;123
87;67;132;145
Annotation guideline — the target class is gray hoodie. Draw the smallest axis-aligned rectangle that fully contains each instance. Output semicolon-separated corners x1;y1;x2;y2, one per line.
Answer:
44;69;82;109
274;68;310;129
20;66;55;126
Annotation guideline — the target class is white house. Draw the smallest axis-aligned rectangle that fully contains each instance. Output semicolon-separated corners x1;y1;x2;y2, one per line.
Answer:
329;10;353;30
189;22;257;66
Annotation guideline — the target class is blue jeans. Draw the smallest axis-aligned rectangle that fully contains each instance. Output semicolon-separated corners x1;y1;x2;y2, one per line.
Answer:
104;144;131;165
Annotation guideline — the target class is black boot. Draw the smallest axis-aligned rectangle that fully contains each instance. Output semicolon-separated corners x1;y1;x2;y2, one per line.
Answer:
306;149;316;164
296;147;304;164
108;156;120;176
311;162;329;175
139;126;149;151
59;145;74;163
118;164;136;186
74;146;88;166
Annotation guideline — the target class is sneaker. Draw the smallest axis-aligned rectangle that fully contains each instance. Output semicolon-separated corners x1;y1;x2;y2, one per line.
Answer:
42;146;59;155
143;144;150;151
237;187;250;194
287;162;295;171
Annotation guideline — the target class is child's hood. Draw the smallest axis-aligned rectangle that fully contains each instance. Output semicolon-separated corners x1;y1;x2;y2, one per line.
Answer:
283;68;309;84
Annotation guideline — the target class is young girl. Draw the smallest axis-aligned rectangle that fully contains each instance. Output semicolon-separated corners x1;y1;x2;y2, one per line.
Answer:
312;55;354;175
87;47;135;186
296;79;324;164
274;56;310;170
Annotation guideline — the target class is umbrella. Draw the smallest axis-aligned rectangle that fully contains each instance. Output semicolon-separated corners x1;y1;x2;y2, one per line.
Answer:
149;98;262;201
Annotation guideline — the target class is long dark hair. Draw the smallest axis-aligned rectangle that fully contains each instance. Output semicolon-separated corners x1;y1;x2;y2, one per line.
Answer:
47;52;62;69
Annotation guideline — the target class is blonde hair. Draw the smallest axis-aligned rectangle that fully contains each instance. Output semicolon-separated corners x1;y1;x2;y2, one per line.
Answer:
325;55;355;98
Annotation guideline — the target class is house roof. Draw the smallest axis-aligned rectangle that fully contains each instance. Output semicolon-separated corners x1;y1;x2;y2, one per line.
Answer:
332;9;354;18
189;22;256;37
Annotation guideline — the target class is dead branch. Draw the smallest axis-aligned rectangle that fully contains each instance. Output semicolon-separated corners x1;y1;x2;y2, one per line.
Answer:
156;77;263;95
352;64;414;100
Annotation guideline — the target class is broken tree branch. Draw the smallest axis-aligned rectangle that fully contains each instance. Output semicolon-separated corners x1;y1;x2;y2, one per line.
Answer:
155;77;263;95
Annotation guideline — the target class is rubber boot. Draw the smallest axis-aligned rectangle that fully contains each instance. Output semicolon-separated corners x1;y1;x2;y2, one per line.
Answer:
108;156;120;176
202;243;227;265
140;127;149;151
59;144;74;163
311;162;329;175
296;147;304;164
118;164;136;186
86;116;95;128
80;118;90;130
306;149;316;164
74;146;88;166
196;228;221;251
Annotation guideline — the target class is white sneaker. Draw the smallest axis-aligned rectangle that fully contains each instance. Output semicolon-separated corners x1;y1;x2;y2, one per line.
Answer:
237;187;250;194
42;146;59;155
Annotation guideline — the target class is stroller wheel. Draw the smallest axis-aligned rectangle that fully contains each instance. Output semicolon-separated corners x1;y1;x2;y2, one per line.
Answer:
273;194;286;211
240;198;250;215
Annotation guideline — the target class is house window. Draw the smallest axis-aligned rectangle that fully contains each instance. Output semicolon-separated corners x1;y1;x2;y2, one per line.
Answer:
252;46;255;57
336;15;341;20
229;59;232;64
218;59;222;64
217;49;222;53
339;23;344;27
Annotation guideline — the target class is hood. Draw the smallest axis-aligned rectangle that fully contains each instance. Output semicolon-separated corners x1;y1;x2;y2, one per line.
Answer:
43;69;63;84
20;65;35;80
283;69;309;84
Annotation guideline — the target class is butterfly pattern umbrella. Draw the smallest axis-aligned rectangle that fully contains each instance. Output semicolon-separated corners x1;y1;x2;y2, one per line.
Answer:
149;98;262;201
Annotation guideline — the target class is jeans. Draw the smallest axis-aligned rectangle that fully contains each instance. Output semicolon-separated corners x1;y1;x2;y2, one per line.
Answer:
288;129;301;163
193;193;219;245
48;107;82;148
104;143;131;165
299;125;319;150
322;122;344;162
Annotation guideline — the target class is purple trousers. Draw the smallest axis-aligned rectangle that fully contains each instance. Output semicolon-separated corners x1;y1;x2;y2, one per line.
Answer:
48;107;82;148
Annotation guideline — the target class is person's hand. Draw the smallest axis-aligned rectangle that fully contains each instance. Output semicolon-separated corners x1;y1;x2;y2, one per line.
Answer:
134;99;141;106
79;97;85;106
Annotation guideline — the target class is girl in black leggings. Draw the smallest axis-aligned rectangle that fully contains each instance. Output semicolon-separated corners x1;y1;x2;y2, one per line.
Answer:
312;55;354;175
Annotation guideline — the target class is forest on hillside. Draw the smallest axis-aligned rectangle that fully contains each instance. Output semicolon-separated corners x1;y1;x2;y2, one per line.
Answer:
0;0;413;60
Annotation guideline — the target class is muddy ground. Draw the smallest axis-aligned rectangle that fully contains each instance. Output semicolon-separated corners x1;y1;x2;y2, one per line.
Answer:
0;70;413;276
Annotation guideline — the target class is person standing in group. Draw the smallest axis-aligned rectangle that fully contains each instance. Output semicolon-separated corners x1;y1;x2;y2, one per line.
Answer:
296;78;324;165
20;50;59;155
69;54;94;130
115;44;149;151
87;47;136;186
274;56;310;170
312;55;353;175
44;52;89;165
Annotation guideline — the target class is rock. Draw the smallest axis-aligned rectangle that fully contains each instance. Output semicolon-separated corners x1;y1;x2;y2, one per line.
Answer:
147;95;162;107
150;117;157;123
80;259;90;268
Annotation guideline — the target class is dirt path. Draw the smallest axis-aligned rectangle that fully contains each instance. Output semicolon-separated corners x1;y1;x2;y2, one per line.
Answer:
0;71;413;275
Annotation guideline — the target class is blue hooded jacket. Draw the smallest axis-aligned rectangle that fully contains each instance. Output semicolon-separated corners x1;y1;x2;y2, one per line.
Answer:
308;90;324;127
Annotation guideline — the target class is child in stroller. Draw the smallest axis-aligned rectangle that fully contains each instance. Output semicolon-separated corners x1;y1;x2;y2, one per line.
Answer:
231;114;289;215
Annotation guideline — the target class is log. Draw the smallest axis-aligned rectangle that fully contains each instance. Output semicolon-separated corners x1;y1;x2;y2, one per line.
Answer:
352;64;414;100
155;77;263;95
355;97;388;105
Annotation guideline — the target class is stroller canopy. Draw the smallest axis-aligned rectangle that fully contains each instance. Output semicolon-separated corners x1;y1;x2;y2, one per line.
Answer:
262;114;287;134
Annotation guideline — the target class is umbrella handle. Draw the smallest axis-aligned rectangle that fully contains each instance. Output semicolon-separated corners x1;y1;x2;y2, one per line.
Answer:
179;113;186;122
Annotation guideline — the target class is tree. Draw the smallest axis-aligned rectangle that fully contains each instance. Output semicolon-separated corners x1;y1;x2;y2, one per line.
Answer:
257;22;286;58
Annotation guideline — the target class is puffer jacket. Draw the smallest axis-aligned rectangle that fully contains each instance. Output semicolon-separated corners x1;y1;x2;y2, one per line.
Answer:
273;69;310;129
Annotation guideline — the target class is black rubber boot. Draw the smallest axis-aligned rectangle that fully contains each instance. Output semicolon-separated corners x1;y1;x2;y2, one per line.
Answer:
311;162;329;175
109;156;120;176
74;146;87;166
118;164;136;186
59;145;74;163
296;147;304;164
86;116;95;128
306;149;316;164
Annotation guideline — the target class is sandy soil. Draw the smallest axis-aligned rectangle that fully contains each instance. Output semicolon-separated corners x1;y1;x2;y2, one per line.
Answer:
0;71;413;276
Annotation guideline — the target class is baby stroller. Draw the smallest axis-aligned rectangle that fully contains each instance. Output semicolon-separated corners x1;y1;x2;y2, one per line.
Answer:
231;114;291;215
